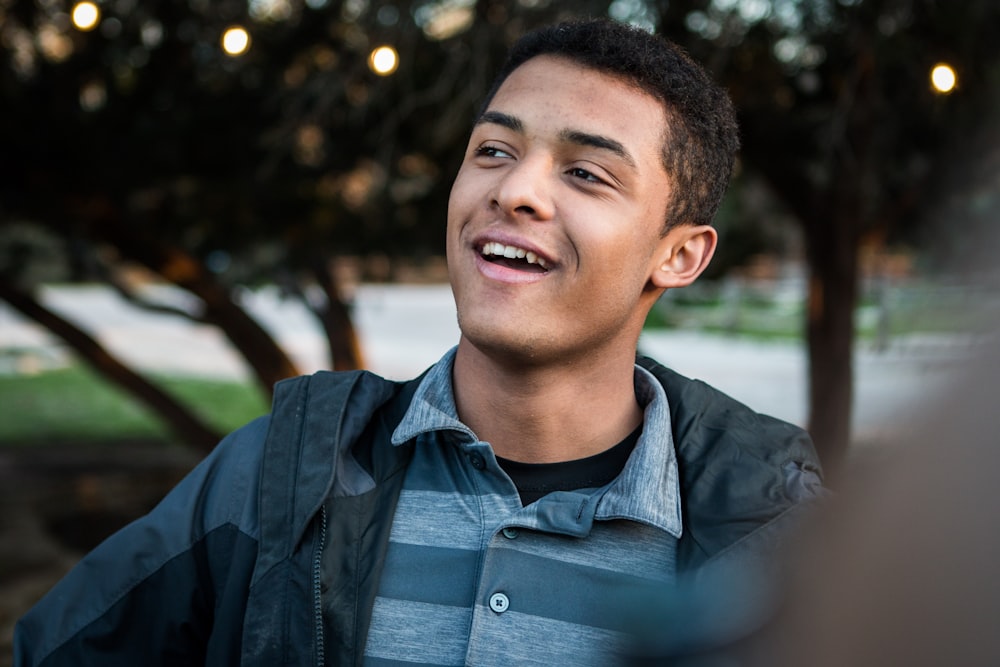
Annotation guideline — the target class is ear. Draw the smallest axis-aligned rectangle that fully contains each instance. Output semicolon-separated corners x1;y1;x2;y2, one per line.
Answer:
649;224;717;289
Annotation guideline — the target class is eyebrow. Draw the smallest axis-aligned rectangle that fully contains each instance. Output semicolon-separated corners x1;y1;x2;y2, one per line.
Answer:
476;110;637;168
477;110;524;133
560;130;636;168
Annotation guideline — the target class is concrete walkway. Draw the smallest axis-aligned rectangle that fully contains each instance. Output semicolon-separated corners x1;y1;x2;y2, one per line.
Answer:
0;283;976;444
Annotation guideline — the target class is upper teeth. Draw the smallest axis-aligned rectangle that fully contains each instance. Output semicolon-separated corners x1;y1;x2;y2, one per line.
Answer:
481;242;548;269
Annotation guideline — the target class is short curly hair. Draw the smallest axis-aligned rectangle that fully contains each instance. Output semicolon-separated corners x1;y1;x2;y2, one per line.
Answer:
480;18;739;232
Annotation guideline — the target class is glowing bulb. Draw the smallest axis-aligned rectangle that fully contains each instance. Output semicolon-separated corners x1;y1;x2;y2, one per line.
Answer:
222;27;250;56
72;2;101;31
931;63;957;93
368;45;399;76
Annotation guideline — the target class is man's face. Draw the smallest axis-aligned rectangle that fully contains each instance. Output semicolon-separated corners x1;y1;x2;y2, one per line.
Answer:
447;55;676;366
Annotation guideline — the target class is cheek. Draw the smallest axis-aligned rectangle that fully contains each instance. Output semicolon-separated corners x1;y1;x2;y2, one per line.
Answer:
581;221;654;271
578;232;660;303
446;175;463;219
446;177;472;239
448;161;485;206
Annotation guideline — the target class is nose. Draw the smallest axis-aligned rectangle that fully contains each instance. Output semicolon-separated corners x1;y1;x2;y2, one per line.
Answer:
491;155;555;221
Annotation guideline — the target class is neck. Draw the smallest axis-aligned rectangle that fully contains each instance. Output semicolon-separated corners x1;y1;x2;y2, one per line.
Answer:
451;339;643;463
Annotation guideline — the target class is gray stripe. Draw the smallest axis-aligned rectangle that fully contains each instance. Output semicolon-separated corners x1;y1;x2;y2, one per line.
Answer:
365;597;471;666
364;658;452;667
388;489;508;549
466;609;626;667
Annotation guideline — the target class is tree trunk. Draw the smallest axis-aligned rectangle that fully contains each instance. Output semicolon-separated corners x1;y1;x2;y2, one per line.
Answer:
313;263;365;371
0;279;222;453
94;220;302;396
804;217;860;474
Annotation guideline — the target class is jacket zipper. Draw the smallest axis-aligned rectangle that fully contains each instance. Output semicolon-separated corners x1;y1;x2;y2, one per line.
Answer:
313;503;328;667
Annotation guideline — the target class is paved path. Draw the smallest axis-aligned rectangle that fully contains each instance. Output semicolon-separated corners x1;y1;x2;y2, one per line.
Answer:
1;284;975;444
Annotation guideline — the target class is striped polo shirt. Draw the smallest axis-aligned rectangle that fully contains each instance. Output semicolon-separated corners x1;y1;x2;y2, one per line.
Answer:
363;348;682;666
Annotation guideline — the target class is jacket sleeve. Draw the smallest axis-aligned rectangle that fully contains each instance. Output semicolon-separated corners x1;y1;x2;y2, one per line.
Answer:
13;417;270;667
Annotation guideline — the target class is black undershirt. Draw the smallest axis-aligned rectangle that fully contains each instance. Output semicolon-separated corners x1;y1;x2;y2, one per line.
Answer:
495;425;642;505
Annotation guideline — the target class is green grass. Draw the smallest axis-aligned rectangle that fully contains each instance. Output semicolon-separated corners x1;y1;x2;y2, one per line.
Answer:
644;280;995;342
0;364;269;446
646;296;805;341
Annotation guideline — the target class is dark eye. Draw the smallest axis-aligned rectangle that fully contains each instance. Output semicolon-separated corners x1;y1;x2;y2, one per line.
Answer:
567;167;607;185
474;145;513;159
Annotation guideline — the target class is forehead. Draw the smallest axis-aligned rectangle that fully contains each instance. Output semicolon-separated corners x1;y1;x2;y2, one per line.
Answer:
483;55;667;167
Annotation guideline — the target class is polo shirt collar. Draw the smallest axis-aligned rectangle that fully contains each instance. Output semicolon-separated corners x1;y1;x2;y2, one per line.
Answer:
391;347;683;538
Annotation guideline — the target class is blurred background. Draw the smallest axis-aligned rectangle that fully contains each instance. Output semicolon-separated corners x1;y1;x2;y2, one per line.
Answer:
1;0;998;661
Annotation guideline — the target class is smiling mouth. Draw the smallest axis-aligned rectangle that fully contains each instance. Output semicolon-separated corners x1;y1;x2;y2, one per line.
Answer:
480;242;550;273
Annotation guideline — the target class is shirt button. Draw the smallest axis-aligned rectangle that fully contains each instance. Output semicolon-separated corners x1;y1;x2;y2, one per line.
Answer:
501;527;519;539
489;593;509;613
468;453;485;470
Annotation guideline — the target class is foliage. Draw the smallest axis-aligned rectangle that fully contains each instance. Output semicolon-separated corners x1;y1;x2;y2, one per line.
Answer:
2;0;998;459
0;0;618;285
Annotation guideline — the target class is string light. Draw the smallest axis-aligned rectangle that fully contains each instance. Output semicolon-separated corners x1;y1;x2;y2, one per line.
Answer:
930;63;957;94
71;2;101;31
222;26;251;56
368;45;399;76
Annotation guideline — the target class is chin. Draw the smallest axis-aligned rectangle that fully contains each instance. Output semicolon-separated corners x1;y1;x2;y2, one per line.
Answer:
461;323;613;371
458;316;546;364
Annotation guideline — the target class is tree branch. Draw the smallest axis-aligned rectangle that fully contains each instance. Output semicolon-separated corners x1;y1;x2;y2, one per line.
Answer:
0;278;222;453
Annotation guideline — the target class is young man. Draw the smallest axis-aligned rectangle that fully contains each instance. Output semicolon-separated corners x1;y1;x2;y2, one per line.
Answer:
14;18;822;667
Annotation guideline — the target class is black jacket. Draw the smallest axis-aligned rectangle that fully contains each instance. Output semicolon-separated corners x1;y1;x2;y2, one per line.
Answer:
14;357;822;666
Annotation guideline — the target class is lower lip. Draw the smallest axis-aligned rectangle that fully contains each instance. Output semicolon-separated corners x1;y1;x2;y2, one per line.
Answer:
474;252;551;284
